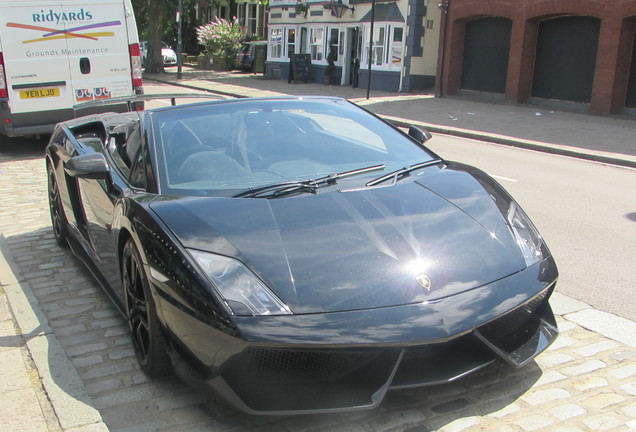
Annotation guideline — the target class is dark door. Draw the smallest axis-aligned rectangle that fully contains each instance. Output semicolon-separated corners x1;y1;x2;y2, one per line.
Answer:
349;27;361;87
532;16;600;103
625;28;636;108
460;17;512;93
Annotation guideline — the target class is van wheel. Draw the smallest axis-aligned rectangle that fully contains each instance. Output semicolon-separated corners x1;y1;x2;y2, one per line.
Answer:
48;167;69;248
122;239;172;377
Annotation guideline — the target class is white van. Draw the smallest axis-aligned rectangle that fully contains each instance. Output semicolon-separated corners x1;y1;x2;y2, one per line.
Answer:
0;0;143;137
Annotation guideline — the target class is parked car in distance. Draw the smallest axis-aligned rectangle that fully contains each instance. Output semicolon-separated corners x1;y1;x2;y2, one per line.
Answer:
140;41;177;66
237;40;267;71
46;95;558;415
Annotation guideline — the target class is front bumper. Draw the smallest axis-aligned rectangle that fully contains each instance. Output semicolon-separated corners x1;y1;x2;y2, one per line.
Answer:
158;256;558;414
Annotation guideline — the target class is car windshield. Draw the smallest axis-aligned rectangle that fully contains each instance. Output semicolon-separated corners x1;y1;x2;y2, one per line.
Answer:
151;98;436;197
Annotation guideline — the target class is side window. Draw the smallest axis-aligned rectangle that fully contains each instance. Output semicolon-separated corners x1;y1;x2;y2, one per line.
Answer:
108;124;147;189
128;140;147;189
108;135;131;177
50;128;78;156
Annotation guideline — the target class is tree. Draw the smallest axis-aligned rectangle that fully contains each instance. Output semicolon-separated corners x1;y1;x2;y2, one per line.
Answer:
132;0;204;70
144;0;165;73
163;0;201;56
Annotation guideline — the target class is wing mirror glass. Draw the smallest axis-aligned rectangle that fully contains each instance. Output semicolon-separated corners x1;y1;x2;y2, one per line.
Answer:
408;126;433;143
64;152;110;179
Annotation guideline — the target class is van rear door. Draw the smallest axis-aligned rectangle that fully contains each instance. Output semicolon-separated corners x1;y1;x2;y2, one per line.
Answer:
60;0;135;106
0;0;135;115
0;0;74;114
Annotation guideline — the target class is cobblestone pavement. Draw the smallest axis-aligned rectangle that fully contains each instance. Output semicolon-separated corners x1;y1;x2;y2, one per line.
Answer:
1;145;635;432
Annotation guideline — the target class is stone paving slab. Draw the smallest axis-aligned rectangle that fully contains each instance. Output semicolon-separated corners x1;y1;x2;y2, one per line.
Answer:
1;120;635;431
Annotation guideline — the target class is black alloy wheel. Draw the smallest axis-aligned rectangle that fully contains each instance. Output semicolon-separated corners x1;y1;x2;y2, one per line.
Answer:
47;166;68;248
122;239;172;376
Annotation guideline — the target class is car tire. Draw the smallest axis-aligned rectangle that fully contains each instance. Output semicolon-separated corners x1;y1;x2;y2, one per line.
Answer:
122;239;172;377
47;166;69;248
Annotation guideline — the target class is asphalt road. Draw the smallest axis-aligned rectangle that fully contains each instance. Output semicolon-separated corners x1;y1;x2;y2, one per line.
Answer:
425;134;636;321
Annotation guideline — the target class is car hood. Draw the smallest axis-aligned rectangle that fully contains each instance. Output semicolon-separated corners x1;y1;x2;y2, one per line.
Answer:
150;164;527;314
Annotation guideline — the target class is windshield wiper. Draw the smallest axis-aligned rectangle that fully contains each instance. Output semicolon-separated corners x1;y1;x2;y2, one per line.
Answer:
234;181;318;198
365;159;443;187
234;164;385;198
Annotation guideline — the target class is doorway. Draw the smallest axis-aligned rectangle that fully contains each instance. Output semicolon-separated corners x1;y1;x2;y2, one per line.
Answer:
343;27;361;86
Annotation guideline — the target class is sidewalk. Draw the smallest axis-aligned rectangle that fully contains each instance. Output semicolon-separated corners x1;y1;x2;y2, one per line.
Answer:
144;67;636;169
1;68;635;432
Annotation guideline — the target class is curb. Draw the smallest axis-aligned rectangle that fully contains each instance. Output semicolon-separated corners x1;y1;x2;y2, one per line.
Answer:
0;235;109;432
549;292;636;349
385;116;636;170
146;76;636;170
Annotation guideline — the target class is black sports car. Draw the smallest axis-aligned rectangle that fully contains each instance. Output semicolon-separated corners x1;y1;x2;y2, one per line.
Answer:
46;95;558;414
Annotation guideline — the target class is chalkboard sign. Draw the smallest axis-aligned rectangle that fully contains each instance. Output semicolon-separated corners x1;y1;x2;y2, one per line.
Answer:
289;54;312;83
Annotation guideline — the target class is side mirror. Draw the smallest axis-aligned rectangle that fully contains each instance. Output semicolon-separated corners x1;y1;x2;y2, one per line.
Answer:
408;126;433;143
64;152;110;179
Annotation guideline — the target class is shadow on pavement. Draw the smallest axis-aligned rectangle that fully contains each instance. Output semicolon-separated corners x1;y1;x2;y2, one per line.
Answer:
0;134;49;162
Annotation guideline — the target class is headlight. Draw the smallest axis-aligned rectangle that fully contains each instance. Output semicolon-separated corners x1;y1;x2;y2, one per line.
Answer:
188;249;292;317
506;202;545;267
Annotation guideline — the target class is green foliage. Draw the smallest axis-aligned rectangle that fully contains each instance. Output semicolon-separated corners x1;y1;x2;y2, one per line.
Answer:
197;18;247;68
295;1;309;17
131;0;202;55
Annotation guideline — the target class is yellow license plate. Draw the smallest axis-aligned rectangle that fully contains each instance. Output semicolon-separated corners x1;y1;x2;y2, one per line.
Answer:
19;87;60;99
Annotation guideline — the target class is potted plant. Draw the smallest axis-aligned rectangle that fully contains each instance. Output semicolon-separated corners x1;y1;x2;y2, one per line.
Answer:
295;0;309;18
324;39;337;85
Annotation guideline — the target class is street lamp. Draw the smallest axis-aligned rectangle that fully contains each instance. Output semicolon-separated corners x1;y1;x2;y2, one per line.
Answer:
330;0;355;18
366;0;375;99
176;0;183;79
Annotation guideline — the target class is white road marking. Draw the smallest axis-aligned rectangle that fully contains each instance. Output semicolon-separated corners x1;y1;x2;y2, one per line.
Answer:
489;174;518;182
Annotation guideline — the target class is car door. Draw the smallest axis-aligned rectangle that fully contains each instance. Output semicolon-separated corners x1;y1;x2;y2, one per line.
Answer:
78;122;146;299
49;125;89;239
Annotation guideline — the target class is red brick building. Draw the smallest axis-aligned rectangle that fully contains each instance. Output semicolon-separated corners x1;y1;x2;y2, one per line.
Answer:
436;0;636;115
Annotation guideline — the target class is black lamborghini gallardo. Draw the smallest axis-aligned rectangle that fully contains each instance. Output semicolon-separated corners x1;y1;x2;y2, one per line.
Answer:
46;95;558;414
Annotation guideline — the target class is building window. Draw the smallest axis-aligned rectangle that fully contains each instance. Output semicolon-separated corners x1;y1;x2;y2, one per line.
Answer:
247;4;258;35
371;26;385;66
310;27;324;61
270;27;284;58
392;27;403;65
327;28;339;61
364;24;404;69
287;28;296;57
237;4;258;35
426;19;434;30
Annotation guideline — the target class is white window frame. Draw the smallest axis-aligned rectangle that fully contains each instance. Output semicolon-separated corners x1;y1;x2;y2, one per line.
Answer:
237;3;259;37
310;27;325;61
269;26;302;60
269;27;284;59
391;26;404;68
363;23;404;70
287;28;297;58
326;27;340;63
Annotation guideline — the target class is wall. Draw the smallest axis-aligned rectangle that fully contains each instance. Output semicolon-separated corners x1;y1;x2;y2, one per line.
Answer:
437;0;636;115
